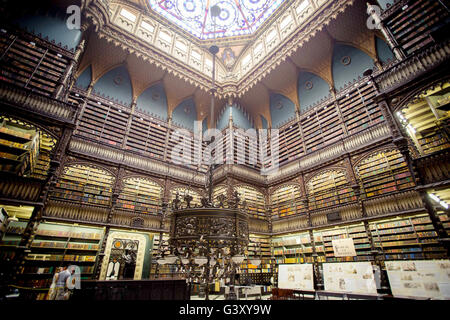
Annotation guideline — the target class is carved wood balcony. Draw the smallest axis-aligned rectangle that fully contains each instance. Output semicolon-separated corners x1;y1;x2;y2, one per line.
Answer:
413;148;450;187
374;40;450;94
0;81;77;124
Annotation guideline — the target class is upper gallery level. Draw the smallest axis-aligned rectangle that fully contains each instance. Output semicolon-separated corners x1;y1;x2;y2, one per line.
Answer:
0;0;448;187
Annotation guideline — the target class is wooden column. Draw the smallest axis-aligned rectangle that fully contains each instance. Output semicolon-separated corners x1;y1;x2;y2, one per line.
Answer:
14;124;74;279
344;152;389;288
331;88;349;136
122;99;137;148
295;109;308;153
298;172;322;288
367;3;406;61
163;116;172;162
343;153;364;217
54;39;86;100
94;166;124;279
75;82;94;130
55;22;91;100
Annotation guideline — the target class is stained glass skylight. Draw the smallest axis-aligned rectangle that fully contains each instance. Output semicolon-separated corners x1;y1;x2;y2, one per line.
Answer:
148;0;287;40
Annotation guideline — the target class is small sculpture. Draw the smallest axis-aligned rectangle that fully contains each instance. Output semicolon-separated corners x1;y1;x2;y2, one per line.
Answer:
184;193;193;208
216;194;226;208
201;196;210;208
172;192;181;210
241;199;248;210
232;191;240;209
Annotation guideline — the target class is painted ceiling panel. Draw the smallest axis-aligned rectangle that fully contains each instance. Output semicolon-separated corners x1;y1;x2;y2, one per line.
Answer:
148;0;287;39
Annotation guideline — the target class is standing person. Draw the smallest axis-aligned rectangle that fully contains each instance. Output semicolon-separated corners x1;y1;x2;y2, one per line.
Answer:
54;265;71;300
47;268;59;300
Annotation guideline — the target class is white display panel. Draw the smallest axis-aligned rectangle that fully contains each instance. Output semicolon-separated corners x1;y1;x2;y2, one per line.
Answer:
278;264;314;290
332;238;356;257
323;262;377;294
385;260;450;299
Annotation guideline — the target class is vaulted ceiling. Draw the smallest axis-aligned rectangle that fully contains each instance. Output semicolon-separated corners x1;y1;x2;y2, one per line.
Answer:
77;0;387;128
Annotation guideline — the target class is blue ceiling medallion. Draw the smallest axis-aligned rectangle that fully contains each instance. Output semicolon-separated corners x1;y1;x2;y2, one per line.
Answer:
341;56;351;66
113;75;123;86
276;101;283;110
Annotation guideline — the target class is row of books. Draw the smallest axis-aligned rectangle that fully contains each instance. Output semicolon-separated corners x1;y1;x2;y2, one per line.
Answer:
19;265;94;275
386;0;446;55
0;28;71;96
25;254;96;262
31;241;100;250
36;229;102;240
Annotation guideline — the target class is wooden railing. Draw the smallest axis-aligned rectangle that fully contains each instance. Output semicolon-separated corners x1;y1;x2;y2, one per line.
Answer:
413;148;450;186
375;39;450;93
271;189;425;234
0;81;77;123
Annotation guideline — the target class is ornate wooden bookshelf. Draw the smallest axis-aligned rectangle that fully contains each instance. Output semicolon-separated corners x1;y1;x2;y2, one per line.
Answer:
301;109;324;153
150;234;177;278
234;185;265;220
384;0;449;56
369;213;447;260
307;170;356;211
0;116;55;179
14;222;105;299
355;149;415;199
312;223;372;263
240;234;273;292
50;164;114;207
272;231;315;264
418;131;450;155
337;82;382;136
278;122;304;167
125;114;168;160
116;177;163;215
76;94;131;147
230;125;262;170
0;26;72;97
270;185;304;219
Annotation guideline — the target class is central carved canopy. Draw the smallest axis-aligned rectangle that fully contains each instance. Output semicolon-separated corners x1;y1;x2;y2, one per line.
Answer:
170;208;249;246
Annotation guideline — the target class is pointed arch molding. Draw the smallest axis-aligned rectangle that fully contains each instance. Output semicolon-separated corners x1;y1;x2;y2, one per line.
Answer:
92;0;355;99
136;82;168;120
60;161;118;180
352;145;401;168
121;175;165;190
92;64;134;106
269;93;296;128
304;166;350;185
233;183;265;196
270;182;303;197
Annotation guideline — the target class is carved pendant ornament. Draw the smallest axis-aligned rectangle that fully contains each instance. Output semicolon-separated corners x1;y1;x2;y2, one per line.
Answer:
172;209;247;243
